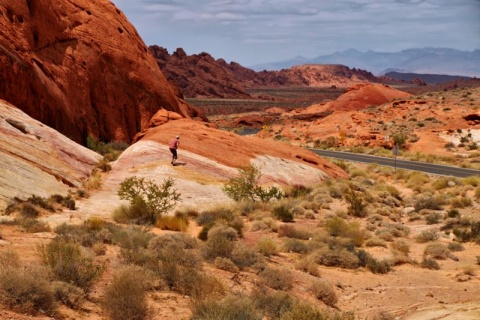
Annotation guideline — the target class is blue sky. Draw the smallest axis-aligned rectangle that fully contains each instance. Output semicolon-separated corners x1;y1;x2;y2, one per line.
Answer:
113;0;480;67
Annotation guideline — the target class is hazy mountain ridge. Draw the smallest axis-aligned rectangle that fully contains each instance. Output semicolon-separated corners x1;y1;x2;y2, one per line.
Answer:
250;48;480;77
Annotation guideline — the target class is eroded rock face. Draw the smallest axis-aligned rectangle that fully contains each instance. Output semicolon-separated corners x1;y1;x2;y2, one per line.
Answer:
0;0;205;144
0;100;101;211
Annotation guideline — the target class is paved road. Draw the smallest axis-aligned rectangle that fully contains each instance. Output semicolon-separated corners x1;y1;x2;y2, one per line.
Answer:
309;149;480;178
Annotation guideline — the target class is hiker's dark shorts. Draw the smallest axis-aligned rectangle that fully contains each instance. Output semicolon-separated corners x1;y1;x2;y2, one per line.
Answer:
170;148;177;158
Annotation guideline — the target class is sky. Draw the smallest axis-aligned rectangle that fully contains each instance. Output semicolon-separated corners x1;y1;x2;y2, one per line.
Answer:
113;0;480;67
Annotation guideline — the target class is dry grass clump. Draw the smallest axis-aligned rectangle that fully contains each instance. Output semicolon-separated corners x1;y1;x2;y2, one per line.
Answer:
257;237;278;257
52;281;84;309
155;215;188;231
191;295;262;320
280;301;354;320
406;171;430;189
365;237;388;248
391;239;410;256
250;217;278;232
230;243;263;269
253;289;293;319
325;217;369;247
295;256;320;276
414;193;445;211
310;279;338;306
260;266;293;290
38;238;103;292
278;224;312;240
213;257;239;273
0;250;56;315
421;257;440;270
415;229;439;243
83;170;103;190
450;196;472;209
424;243;452;260
283;238;308;254
312;247;360;269
103;265;151;320
54;220;114;247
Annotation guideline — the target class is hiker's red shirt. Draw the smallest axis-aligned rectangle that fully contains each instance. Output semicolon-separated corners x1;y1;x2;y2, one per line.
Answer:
169;138;180;149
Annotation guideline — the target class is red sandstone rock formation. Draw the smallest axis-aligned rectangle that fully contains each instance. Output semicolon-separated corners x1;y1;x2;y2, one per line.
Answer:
0;0;205;144
150;46;381;99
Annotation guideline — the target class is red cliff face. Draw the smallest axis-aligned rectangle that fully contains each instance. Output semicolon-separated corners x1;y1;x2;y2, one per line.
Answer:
0;0;205;144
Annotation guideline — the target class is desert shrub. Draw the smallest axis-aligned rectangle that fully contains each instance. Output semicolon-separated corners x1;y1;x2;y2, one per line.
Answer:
462;176;480;187
117;176;181;224
15;217;51;233
310;280;337;306
425;212;443;224
285;184;312;198
112;226;154;251
475;187;480;199
279;301;353;320
223;165;283;203
231;244;263;269
233;199;262;216
414;194;444;211
0;251;55;315
257;237;277;257
204;225;237;259
20;202;39;218
450;196;472;209
415;229;439;243
366;237;388;248
155;215;188;231
391;239;410;256
447;241;464;252
421;258;440;270
38;238;103;291
295;256;320;276
103;265;150;320
278;225;312;240
260;267;293;290
26;195;55;211
452;221;480;243
273;205;294;222
54;221;113;247
366;257;391;274
325;217;368;247
283;238;308;253
253;289;293;319
407;171;430;189
424;243;451;260
344;185;367;217
447;209;460;218
191;295;262;320
52;281;84;309
213;257;239;273
83;170;102;190
312;248;360;269
196;208;244;238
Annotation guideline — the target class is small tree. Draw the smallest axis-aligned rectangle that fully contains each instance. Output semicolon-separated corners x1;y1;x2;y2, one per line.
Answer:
117;176;181;224
223;165;283;203
391;132;407;149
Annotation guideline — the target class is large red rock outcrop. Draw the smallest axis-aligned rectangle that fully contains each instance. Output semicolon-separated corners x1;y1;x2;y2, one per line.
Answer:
150;45;381;99
0;0;205;144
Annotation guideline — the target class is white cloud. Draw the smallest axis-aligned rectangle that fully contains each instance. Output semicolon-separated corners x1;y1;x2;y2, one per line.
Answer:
112;0;480;65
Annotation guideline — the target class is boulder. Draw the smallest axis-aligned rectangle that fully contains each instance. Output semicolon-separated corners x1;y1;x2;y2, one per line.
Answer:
0;0;205;144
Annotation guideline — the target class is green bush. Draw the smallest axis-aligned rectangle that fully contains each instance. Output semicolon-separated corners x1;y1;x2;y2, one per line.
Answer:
103;265;151;320
38;238;103;292
117;176;181;224
344;185;367;217
223;165;283;203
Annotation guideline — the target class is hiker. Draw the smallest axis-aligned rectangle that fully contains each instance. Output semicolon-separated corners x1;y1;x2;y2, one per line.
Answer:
169;135;180;165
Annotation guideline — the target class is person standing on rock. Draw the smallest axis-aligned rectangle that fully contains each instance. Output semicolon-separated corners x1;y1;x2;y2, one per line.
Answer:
169;135;180;165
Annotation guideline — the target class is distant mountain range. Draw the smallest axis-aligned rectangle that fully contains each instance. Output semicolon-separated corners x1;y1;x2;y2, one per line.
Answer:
250;48;480;78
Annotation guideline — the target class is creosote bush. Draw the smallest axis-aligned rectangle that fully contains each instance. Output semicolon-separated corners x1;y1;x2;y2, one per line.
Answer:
117;176;181;225
223;164;283;203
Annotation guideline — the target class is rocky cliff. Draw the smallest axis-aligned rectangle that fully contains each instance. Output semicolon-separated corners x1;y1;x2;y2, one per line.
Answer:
0;0;205;144
150;46;380;99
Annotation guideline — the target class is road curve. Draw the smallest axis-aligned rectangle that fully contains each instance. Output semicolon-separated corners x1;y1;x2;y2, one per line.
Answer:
309;149;480;178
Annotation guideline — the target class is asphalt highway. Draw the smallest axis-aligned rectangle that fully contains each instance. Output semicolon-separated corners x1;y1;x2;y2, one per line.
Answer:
309;149;480;178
